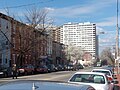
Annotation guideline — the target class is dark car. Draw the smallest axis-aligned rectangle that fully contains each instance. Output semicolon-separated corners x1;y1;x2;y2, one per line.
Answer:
0;80;95;90
18;64;35;75
57;64;65;71
76;64;84;70
0;66;11;77
35;65;48;73
47;64;56;72
66;65;74;71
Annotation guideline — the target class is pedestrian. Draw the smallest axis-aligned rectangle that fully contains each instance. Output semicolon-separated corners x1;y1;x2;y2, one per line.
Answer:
12;64;18;79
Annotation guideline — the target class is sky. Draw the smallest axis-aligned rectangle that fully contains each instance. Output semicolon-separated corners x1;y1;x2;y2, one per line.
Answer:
0;0;119;54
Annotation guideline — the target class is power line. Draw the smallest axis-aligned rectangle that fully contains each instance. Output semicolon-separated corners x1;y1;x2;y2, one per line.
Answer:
0;0;54;9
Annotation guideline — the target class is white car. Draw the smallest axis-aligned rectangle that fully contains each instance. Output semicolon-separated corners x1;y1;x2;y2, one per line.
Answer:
68;72;114;90
91;69;113;81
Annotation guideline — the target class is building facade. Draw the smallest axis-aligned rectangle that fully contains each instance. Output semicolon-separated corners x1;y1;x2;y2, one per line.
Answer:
0;13;12;67
0;13;68;68
0;13;48;68
60;22;98;61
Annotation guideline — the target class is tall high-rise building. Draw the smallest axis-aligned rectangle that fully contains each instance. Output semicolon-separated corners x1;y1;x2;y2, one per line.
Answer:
60;22;98;60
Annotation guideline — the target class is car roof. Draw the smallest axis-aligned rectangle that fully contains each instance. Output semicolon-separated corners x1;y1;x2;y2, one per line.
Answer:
74;71;105;75
92;69;110;72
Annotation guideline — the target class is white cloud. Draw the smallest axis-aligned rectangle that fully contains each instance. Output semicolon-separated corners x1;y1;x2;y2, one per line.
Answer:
44;7;54;11
49;0;115;18
96;16;117;27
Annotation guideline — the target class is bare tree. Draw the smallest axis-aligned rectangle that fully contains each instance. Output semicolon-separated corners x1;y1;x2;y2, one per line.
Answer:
24;7;53;32
0;7;53;66
14;23;34;66
100;47;114;65
23;7;53;65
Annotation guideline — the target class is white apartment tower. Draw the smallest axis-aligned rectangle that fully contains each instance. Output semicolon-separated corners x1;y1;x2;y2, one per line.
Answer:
60;22;97;59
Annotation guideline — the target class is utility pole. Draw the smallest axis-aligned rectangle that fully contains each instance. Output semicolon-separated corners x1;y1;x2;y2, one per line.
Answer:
116;0;119;58
116;0;119;74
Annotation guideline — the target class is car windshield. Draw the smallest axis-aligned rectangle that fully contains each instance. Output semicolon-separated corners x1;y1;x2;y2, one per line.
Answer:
70;74;105;84
92;70;110;76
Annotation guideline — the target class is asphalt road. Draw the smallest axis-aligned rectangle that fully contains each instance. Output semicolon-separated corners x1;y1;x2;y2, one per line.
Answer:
0;71;75;84
0;67;119;89
0;67;93;84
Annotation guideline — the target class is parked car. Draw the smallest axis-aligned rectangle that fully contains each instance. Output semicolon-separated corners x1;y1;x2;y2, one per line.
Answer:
68;72;118;90
47;64;56;72
66;65;74;71
0;80;95;90
35;65;48;73
76;64;84;69
18;64;35;75
91;69;113;81
0;66;11;77
57;64;64;71
102;65;114;74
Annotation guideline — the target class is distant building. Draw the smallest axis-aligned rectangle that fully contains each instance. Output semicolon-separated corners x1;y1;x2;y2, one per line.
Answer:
48;26;66;65
51;26;61;43
60;22;98;62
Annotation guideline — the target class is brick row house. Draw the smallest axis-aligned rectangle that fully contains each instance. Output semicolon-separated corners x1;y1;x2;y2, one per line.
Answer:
52;41;66;65
0;13;48;68
0;13;66;68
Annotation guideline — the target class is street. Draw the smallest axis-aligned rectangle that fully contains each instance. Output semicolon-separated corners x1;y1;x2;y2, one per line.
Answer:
0;67;120;90
0;71;76;84
0;68;91;84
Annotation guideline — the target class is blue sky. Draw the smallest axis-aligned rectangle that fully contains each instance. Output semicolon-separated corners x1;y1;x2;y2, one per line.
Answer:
0;0;119;54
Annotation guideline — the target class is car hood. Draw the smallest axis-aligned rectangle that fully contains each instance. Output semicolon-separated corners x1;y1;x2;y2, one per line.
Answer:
0;80;92;90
